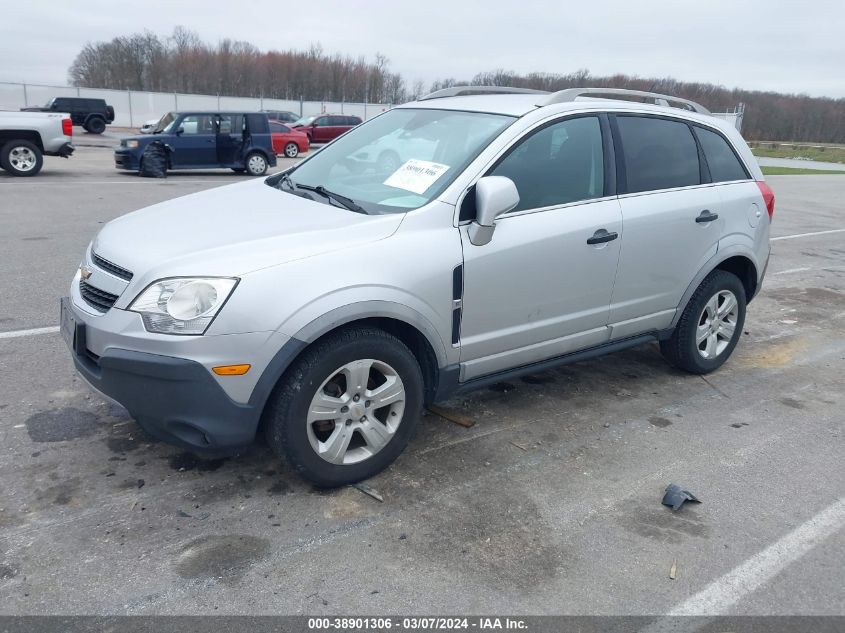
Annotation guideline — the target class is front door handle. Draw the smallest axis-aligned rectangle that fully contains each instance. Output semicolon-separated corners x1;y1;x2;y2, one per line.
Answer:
696;210;719;223
587;229;619;245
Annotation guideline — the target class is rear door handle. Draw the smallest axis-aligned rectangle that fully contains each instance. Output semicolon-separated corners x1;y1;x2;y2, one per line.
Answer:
587;229;619;245
696;210;719;223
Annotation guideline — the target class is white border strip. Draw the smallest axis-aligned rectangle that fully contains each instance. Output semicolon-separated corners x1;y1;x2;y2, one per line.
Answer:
0;326;60;340
771;228;845;241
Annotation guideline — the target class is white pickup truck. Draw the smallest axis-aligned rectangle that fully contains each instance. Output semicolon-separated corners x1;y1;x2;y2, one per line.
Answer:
0;111;74;176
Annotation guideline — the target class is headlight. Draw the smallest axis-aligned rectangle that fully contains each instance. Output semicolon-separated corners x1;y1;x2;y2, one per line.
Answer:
125;140;139;148
128;277;238;335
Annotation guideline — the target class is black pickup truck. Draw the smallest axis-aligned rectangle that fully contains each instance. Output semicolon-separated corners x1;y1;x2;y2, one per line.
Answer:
22;97;115;134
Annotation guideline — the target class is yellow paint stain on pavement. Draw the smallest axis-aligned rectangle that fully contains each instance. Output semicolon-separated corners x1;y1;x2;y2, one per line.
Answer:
740;337;806;368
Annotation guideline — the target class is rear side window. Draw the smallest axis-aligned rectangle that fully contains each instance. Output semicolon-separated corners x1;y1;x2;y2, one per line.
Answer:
617;116;700;193
695;126;749;183
490;115;604;212
246;114;269;134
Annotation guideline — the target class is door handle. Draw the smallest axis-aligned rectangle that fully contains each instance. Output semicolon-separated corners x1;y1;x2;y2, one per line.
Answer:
587;229;619;245
696;210;719;223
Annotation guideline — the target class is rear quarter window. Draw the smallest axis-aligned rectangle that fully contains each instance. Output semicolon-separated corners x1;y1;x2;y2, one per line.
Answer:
617;116;701;194
246;114;269;134
695;126;749;183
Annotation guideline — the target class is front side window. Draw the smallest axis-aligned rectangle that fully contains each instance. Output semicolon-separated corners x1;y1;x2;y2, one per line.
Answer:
278;108;515;214
490;115;605;212
695;126;749;183
617;116;700;193
178;115;215;135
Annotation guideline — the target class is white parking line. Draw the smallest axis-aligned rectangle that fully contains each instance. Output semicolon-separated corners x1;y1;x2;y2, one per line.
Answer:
665;497;845;616
773;267;812;275
771;228;845;241
0;326;59;340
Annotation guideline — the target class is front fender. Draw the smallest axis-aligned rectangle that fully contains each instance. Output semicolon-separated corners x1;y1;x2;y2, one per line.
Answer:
282;297;451;368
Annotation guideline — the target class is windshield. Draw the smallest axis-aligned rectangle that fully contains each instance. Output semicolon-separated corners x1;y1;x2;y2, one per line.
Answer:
277;108;515;214
153;112;177;133
292;115;316;127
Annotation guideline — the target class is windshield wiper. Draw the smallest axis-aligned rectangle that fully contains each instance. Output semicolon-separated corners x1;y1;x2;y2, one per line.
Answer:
295;184;367;214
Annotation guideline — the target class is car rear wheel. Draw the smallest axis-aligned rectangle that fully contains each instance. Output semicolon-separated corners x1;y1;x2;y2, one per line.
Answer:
0;140;43;177
660;270;746;374
284;142;299;158
244;152;268;176
265;327;423;487
85;117;106;134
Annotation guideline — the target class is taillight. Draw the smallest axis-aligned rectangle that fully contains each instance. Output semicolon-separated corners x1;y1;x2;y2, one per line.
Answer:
756;181;775;220
62;118;72;137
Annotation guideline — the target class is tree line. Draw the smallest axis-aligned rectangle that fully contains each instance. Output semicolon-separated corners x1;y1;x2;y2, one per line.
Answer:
69;29;845;142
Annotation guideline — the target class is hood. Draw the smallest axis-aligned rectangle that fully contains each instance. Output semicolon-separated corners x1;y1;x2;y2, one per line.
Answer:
92;178;404;282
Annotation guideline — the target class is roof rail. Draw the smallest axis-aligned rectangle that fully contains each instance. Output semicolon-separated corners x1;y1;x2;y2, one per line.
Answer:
418;86;549;101
538;88;711;115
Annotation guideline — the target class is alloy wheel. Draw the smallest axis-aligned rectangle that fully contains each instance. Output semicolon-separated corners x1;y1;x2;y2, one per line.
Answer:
9;146;37;172
696;290;739;359
306;359;406;465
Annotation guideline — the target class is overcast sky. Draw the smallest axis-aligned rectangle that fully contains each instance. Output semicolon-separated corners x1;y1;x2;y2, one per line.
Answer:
2;0;843;98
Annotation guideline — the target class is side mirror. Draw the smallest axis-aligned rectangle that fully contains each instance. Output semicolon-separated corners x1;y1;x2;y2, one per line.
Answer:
175;127;184;136
468;176;520;246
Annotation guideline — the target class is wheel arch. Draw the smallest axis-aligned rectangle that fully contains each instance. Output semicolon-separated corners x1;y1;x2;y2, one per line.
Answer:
252;310;447;435
0;131;44;152
670;249;759;330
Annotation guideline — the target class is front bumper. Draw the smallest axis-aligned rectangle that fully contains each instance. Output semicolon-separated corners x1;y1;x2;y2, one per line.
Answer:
61;293;280;454
114;148;139;170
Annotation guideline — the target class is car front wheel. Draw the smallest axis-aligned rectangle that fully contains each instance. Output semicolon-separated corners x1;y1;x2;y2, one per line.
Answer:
265;327;423;487
284;142;299;158
244;152;268;176
660;270;746;374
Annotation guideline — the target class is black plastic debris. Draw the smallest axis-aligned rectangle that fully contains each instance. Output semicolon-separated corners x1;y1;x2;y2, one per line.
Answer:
140;141;168;178
662;484;701;511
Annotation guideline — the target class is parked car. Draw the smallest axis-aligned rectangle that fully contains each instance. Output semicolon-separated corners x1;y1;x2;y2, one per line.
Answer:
291;113;362;143
0;110;74;176
63;87;772;486
114;111;277;176
139;119;159;134
22;97;114;134
263;110;299;124
269;120;310;157
342;127;438;173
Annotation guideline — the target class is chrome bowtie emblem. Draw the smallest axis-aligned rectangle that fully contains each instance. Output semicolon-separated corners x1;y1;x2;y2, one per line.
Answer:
79;265;93;280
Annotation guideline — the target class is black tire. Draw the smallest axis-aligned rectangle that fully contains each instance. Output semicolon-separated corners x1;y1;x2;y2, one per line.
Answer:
0;140;43;177
265;327;423;487
244;151;268;176
85;117;106;134
660;270;746;374
284;142;299;158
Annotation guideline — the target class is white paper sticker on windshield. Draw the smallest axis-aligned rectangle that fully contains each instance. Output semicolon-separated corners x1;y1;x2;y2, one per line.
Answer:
383;159;450;195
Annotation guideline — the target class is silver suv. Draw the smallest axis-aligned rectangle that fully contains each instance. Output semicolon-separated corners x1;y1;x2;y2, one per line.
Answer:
62;87;773;486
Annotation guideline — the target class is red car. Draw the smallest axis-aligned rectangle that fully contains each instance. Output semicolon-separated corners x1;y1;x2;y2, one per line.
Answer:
290;114;362;143
269;120;310;157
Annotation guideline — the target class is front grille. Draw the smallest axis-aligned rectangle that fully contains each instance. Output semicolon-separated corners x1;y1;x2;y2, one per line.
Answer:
92;252;133;281
79;279;119;312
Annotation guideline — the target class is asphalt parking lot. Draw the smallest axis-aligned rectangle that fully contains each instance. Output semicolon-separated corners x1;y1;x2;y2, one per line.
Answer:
0;147;843;616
